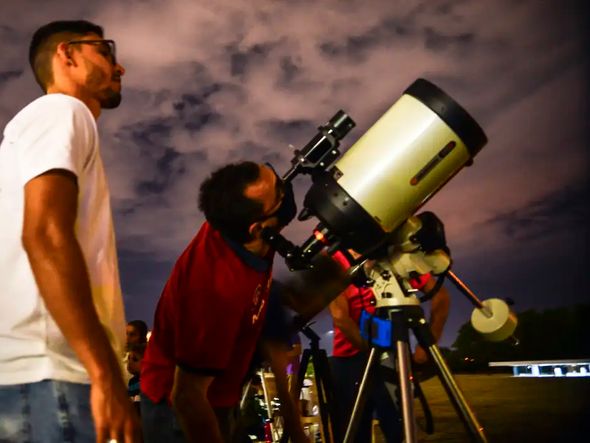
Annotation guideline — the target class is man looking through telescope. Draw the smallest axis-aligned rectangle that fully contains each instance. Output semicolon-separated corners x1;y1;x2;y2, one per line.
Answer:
140;161;297;443
329;250;450;443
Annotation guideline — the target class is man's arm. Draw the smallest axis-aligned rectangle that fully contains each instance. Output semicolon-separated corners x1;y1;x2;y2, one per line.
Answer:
171;367;224;443
22;170;139;443
424;278;450;343
328;292;368;351
414;277;451;364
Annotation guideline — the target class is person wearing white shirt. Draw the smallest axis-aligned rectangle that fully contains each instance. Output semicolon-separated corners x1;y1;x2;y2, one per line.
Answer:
0;20;139;443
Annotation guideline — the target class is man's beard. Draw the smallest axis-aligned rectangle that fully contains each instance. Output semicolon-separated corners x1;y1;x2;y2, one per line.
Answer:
99;88;122;109
85;61;122;109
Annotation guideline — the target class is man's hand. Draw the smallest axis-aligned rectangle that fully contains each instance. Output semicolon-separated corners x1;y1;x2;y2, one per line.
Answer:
91;374;141;443
413;345;429;365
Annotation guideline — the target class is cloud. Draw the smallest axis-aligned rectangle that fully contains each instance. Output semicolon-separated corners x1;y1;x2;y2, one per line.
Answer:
0;0;588;332
0;69;23;86
488;181;589;243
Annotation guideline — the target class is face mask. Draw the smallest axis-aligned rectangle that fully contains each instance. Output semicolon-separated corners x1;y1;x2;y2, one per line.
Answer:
274;179;297;227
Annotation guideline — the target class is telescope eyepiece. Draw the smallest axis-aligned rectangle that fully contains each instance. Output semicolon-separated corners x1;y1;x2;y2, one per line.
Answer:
325;110;355;140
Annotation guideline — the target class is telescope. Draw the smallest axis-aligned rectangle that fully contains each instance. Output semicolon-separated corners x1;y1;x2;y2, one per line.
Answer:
264;79;517;443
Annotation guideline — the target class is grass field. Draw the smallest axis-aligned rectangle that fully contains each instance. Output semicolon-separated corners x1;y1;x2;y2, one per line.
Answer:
373;374;590;442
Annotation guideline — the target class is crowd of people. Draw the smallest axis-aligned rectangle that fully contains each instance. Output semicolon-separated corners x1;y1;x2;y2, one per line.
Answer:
0;20;450;443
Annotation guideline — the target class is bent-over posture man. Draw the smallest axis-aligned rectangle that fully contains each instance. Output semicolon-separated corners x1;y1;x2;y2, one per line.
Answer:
0;20;140;443
140;161;297;443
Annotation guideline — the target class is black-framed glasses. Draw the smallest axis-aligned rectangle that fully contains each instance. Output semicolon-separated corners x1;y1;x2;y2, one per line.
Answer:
66;39;117;65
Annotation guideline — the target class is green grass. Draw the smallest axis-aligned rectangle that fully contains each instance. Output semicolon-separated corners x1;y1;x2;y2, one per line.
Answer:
374;374;590;442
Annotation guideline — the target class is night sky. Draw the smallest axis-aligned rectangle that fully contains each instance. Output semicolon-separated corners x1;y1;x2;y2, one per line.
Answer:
1;0;588;350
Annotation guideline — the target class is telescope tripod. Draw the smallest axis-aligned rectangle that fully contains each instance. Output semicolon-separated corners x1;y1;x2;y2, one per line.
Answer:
344;305;488;443
281;325;339;443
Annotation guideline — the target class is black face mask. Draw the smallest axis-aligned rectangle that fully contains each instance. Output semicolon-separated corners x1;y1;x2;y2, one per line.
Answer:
264;163;297;228
275;179;297;227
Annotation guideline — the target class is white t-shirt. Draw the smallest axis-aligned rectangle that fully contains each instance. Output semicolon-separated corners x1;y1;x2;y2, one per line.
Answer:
0;93;126;385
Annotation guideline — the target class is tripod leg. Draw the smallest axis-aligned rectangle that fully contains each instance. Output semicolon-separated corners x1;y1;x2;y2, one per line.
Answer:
280;349;311;443
411;312;487;443
313;359;333;443
314;349;340;443
295;349;311;399
343;347;379;443
396;340;418;443
427;344;488;443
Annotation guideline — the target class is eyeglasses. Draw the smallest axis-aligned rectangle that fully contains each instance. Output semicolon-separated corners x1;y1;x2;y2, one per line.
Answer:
66;39;117;65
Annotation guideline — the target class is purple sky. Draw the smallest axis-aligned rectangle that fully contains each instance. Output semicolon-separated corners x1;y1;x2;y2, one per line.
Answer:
1;0;588;349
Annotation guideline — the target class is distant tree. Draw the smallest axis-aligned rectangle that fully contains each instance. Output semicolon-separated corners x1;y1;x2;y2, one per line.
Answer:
448;304;590;371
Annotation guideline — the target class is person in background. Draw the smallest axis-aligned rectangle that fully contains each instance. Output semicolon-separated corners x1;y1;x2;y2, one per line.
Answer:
127;343;146;415
127;319;149;350
0;20;139;443
329;250;450;443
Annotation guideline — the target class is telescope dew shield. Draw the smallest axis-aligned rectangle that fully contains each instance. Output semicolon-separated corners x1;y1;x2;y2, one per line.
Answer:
304;78;487;255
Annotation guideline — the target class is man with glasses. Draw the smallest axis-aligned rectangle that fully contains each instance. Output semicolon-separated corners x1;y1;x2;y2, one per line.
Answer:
0;20;139;442
140;161;298;443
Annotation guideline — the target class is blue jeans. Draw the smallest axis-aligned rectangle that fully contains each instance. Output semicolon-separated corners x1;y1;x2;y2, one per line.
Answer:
0;380;94;443
140;394;186;443
331;352;403;443
140;393;243;443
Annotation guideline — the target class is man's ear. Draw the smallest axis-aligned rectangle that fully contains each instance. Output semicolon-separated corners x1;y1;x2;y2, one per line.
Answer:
248;221;263;239
56;42;75;66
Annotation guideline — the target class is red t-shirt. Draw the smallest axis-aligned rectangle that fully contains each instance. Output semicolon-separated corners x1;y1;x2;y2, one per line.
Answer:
331;251;376;357
331;251;431;357
140;222;272;407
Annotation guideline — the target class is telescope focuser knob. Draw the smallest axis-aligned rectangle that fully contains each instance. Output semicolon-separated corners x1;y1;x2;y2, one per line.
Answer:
380;270;392;281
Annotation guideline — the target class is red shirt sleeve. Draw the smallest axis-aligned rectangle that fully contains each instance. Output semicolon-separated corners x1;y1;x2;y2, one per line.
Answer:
409;273;431;290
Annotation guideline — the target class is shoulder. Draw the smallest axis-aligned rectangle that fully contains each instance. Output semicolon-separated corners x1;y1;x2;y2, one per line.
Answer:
21;94;92;118
175;222;232;274
5;94;95;139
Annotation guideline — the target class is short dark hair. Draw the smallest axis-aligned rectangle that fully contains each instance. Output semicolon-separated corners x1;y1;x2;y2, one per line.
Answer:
29;20;104;91
198;161;265;243
127;320;148;342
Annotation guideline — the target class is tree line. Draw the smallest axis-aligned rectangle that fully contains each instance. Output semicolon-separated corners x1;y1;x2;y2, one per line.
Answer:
441;304;590;372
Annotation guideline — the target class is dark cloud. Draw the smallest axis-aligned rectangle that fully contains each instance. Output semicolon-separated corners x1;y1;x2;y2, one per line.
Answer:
317;4;478;61
0;70;23;85
225;140;274;163
318;22;391;62
1;0;588;345
228;41;276;77
423;28;475;52
171;83;238;132
173;83;224;112
486;181;589;243
126;119;173;147
258;118;316;143
278;56;300;85
0;24;22;44
136;147;184;195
